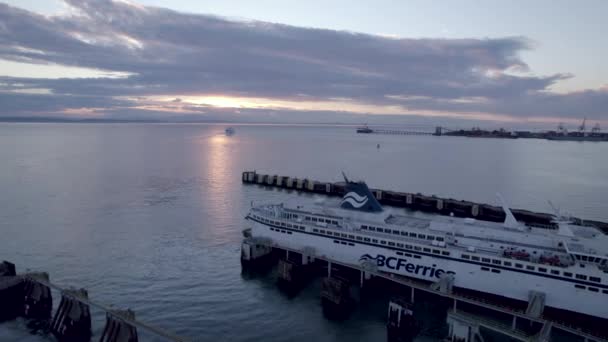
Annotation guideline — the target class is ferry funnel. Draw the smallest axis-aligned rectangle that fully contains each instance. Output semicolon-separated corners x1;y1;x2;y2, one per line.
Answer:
340;175;383;213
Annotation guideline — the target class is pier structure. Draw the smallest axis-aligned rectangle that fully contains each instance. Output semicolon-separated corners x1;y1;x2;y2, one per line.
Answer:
358;128;434;136
0;261;188;342
242;240;608;342
356;126;518;138
242;171;608;233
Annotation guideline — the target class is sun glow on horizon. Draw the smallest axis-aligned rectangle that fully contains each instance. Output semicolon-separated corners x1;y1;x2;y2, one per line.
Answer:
155;95;410;114
116;94;608;126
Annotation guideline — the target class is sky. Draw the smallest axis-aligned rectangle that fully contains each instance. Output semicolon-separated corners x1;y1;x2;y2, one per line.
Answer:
0;0;607;127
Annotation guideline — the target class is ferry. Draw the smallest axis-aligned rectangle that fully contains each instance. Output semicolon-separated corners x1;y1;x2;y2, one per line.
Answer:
245;174;608;319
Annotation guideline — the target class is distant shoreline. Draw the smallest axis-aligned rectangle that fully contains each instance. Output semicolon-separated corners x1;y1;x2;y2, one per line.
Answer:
0;117;562;131
0;117;359;126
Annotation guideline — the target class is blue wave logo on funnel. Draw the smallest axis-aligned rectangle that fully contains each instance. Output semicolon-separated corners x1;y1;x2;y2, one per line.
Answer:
339;172;383;212
340;192;369;208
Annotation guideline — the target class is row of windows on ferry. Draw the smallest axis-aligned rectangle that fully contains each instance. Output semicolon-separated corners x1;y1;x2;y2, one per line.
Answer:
312;228;450;256
573;254;607;265
306;216;339;225
283;212;341;226
573;283;608;294
461;253;602;283
254;215;307;231
361;225;445;242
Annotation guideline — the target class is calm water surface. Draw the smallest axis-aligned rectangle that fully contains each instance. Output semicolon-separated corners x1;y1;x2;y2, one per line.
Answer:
1;124;607;341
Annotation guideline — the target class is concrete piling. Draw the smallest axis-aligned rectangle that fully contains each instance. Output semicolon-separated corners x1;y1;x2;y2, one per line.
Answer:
23;272;53;319
50;288;92;341
277;258;312;295
277;259;297;291
386;298;420;342
320;276;353;319
241;237;275;270
471;204;479;217
100;310;139;342
306;179;315;191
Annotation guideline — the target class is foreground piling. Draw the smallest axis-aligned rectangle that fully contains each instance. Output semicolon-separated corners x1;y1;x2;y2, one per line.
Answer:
100;310;139;342
1;261;189;342
0;261;23;322
23;272;52;319
50;288;92;341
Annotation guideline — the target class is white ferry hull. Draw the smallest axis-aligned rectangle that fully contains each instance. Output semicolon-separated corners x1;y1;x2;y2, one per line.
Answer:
252;221;608;319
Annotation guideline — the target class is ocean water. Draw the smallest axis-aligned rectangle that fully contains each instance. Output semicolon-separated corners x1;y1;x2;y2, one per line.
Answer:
1;123;607;341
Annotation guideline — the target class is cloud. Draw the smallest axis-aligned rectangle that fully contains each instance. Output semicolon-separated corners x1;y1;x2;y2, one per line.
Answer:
0;0;606;123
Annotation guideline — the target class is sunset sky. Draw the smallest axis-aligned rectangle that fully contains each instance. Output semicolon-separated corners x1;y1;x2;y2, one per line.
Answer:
1;0;607;127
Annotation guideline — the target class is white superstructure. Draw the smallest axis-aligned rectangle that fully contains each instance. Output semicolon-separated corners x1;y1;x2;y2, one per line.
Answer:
245;176;608;319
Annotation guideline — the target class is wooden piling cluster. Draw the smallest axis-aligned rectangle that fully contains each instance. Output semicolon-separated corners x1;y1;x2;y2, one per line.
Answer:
0;261;185;342
50;288;92;341
100;310;139;342
23;272;52;319
242;171;608;233
0;261;22;322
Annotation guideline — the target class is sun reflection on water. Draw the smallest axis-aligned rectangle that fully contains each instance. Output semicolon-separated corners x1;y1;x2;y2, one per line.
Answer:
198;131;240;242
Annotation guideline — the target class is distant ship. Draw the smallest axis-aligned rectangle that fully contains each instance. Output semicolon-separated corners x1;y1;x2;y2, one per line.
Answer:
246;173;608;319
356;124;373;133
546;119;608;141
225;127;235;135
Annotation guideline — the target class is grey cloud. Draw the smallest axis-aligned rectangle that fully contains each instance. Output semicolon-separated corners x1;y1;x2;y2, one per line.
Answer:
0;0;606;121
0;89;134;115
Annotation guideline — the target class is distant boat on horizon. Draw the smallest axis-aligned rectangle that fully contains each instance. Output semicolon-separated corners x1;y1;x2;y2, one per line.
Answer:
225;127;235;135
356;124;373;133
